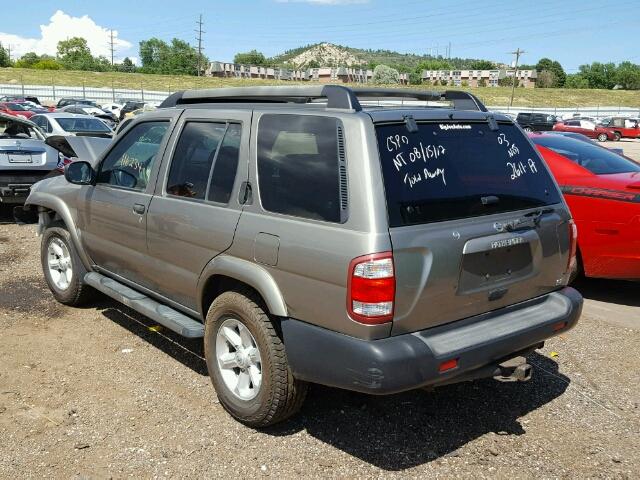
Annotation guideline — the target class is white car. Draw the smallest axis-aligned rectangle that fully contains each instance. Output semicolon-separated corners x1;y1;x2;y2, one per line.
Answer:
0;113;59;204
101;102;123;118
30;113;113;138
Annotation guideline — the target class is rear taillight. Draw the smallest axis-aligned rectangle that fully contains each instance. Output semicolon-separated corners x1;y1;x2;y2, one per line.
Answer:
347;252;395;324
567;219;578;273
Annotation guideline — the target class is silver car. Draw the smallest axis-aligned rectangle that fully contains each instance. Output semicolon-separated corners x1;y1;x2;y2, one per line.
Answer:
30;113;113;138
22;86;583;427
0;112;59;204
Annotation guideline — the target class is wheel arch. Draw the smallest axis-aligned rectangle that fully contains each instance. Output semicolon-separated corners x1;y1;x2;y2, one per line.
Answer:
198;256;288;319
25;192;92;271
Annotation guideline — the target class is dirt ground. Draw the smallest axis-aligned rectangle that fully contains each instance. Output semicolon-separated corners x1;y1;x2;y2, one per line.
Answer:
1;188;639;477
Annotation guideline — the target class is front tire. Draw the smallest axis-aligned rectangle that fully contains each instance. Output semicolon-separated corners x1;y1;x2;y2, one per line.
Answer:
597;133;608;142
41;223;94;306
204;290;307;427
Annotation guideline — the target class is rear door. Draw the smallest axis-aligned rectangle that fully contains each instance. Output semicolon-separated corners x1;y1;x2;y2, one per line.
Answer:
375;120;572;335
145;109;250;310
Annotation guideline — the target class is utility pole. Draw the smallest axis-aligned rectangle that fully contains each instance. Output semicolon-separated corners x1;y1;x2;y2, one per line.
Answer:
448;41;452;59
509;48;524;107
109;30;115;66
6;44;11;62
195;14;205;76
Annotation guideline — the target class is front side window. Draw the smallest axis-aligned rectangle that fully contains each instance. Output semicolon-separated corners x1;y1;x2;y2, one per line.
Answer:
257;114;342;223
97;121;168;190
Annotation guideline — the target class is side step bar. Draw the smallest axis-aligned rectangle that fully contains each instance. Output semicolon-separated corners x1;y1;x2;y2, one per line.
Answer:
84;272;204;338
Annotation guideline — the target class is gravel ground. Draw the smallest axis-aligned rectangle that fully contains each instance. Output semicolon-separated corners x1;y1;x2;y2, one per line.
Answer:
1;168;639;478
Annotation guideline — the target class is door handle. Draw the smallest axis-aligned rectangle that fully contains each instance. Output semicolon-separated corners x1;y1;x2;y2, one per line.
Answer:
132;203;146;215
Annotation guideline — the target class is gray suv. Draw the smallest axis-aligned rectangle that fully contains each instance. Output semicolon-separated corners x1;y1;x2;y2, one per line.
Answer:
21;86;583;427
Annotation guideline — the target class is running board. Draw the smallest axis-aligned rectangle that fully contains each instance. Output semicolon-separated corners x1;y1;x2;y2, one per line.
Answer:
84;272;204;338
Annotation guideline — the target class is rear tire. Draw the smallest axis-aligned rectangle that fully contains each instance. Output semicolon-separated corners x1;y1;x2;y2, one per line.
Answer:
523;126;533;133
204;290;307;427
613;132;621;141
597;133;608;142
41;223;94;306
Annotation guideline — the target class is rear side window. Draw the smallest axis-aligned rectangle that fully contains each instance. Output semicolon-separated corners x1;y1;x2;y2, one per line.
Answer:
257;114;344;223
167;121;241;203
376;122;562;227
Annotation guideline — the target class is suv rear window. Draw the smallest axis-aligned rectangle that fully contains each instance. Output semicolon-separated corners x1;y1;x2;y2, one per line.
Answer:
376;122;562;226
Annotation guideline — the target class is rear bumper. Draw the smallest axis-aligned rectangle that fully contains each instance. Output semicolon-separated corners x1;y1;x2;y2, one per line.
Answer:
0;171;50;203
282;287;582;394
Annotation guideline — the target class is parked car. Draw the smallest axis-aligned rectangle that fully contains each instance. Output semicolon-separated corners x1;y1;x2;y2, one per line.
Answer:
118;100;145;121
597;117;640;140
553;119;615;142
0;113;59;204
530;132;640;280
55;98;100;109
0;95;42;105
516;112;558;132
101;102;124;119
59;105;118;129
0;102;35;119
21;86;582;427
30;113;114;138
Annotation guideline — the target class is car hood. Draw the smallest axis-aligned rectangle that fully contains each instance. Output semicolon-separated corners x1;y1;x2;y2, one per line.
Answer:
45;135;112;166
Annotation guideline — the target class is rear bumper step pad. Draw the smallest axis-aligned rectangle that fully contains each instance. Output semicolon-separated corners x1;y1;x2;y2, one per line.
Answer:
84;272;204;338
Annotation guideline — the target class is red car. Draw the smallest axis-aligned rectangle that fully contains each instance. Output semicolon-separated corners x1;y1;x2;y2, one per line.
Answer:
530;133;640;280
598;117;640;141
553;119;615;142
0;102;35;119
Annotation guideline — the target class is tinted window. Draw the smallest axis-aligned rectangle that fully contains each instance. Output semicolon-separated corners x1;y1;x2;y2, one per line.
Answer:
257;114;342;223
376;122;562;227
167;122;227;199
57;117;111;133
97;121;168;190
532;135;640;175
208;123;241;204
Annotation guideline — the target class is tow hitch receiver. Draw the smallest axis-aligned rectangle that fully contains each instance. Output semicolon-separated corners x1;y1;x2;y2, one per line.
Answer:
493;356;533;382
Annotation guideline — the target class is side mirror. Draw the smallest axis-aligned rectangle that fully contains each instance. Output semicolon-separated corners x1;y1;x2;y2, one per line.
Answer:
64;161;95;185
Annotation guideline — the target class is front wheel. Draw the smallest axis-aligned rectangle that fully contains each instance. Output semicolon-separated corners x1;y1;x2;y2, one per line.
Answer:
41;223;94;306
597;133;608;142
204;290;307;427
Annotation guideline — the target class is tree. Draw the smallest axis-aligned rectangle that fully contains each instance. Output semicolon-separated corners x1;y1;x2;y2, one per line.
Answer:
372;64;400;84
564;74;590;89
57;37;95;70
234;49;266;65
408;71;422;85
415;59;452;72
498;76;519;87
33;59;61;70
577;62;617;89
535;58;566;87
615;61;640;90
16;52;41;68
536;70;558;88
119;57;136;73
139;38;170;73
139;37;202;75
0;43;10;67
469;60;495;70
478;78;487;87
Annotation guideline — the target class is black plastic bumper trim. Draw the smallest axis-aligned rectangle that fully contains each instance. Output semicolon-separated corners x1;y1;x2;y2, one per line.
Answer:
281;287;582;394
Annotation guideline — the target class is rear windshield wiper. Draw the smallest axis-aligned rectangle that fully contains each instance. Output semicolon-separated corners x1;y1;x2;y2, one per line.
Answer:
506;208;555;231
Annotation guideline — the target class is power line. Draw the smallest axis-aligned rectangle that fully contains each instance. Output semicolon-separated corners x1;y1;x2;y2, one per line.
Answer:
195;14;205;76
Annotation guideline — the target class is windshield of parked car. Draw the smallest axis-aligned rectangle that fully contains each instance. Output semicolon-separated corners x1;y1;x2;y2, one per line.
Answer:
57;117;112;133
532;135;640;175
4;103;28;111
376;122;562;226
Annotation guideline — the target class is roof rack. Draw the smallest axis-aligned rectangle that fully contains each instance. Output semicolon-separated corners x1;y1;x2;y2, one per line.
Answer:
159;85;487;112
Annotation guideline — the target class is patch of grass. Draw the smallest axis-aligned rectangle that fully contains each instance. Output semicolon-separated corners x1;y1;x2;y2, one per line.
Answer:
1;67;639;108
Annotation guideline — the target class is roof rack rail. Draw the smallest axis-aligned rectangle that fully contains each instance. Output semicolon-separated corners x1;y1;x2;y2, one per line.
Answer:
159;85;487;112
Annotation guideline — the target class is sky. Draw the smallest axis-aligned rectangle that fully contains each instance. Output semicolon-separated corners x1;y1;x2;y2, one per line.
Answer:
1;0;638;70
